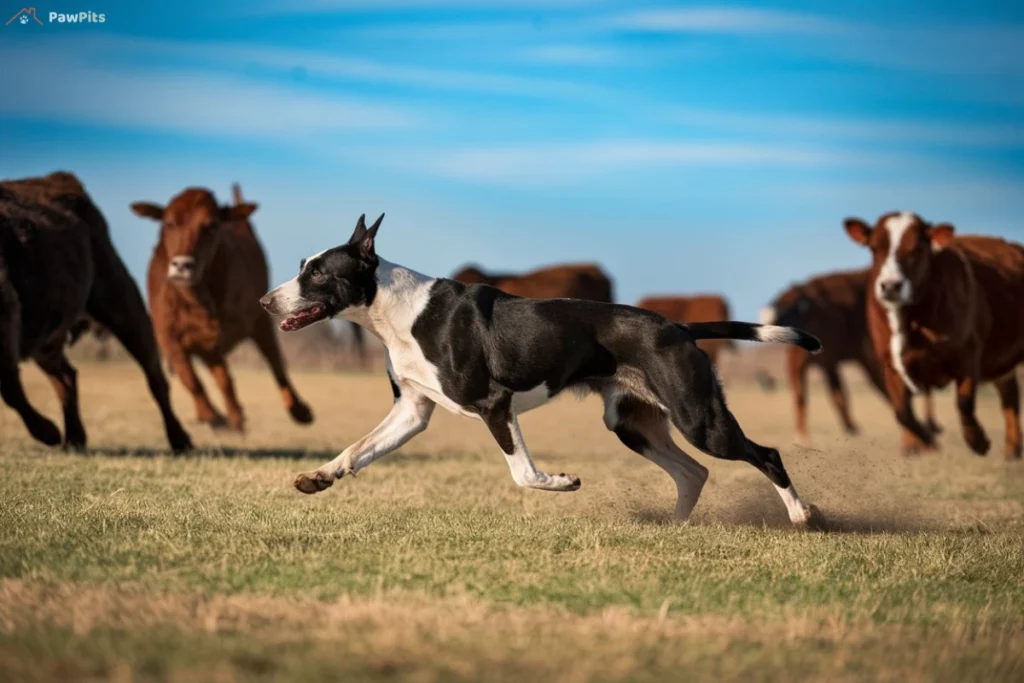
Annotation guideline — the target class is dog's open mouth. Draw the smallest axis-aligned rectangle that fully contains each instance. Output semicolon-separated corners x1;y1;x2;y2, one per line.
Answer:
280;305;328;332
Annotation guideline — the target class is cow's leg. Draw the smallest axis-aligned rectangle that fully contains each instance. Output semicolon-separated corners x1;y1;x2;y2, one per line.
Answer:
33;346;86;450
922;390;943;435
84;264;192;452
823;364;858;436
0;287;61;446
786;348;812;447
883;364;936;455
251;315;313;424
955;359;990;456
200;353;245;432
166;344;225;429
994;374;1021;460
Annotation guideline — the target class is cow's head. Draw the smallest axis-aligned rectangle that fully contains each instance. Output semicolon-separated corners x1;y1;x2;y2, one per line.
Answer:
131;187;257;288
844;211;955;308
450;265;491;285
260;213;384;332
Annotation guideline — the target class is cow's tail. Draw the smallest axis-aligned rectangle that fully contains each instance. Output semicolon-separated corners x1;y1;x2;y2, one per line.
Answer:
682;321;822;354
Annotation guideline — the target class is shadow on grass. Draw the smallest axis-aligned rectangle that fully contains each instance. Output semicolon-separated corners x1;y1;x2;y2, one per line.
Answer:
82;447;338;461
628;482;956;535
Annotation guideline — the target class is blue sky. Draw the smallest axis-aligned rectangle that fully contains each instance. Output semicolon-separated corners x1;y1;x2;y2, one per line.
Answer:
2;1;1023;319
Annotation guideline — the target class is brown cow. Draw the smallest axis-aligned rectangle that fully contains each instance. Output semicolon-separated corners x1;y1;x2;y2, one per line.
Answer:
634;295;733;364
845;211;1024;459
761;268;941;447
451;263;614;302
0;171;191;452
131;184;313;432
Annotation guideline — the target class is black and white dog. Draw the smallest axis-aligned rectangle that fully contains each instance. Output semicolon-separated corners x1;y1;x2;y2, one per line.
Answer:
261;214;824;526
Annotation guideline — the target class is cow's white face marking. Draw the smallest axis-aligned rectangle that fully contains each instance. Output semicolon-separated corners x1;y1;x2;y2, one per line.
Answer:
876;211;915;307
877;212;919;394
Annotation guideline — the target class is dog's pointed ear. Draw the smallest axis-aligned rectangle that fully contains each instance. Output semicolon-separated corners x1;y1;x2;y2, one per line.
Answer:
131;202;164;222
361;213;384;257
349;214;368;245
929;222;956;251
844;217;872;247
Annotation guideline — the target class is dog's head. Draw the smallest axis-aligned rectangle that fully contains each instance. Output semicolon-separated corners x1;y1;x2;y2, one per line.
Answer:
261;213;384;332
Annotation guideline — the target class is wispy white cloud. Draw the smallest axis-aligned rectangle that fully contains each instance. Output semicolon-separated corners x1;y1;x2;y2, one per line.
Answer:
53;34;611;101
390;140;912;186
0;48;416;139
666;107;1024;148
249;0;607;14
600;7;1024;75
601;7;845;35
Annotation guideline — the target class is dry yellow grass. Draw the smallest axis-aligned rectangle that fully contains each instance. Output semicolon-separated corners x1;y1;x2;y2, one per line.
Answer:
2;360;1023;682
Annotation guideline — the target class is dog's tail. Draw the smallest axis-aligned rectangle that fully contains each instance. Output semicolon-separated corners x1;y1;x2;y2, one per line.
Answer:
682;321;822;354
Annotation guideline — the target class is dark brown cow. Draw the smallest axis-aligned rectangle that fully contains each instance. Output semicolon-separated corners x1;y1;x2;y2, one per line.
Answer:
132;184;313;432
451;263;614;302
845;211;1024;458
0;171;191;451
634;295;733;364
761;268;941;448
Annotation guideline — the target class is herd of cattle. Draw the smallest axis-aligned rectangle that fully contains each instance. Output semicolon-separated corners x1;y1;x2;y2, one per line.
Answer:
2;171;1023;463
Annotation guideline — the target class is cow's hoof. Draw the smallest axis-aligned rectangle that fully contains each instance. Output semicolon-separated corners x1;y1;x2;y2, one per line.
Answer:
30;418;63;447
295;470;334;494
964;428;991;456
167;421;194;453
290;401;314;425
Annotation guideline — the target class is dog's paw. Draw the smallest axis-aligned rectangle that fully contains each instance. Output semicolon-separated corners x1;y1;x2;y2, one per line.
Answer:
541;473;581;492
793;504;827;531
294;470;334;494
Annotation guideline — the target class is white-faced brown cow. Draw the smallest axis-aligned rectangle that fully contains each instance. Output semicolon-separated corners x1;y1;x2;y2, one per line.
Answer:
845;211;1024;459
761;268;941;448
132;184;313;432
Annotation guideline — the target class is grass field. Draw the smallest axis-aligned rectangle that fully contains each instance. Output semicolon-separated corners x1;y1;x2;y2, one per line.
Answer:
2;360;1023;682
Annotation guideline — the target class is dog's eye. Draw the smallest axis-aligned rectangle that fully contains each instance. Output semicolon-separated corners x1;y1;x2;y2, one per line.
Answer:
311;269;326;282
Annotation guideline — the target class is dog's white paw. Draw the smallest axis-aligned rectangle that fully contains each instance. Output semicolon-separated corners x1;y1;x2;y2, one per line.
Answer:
535;473;581;492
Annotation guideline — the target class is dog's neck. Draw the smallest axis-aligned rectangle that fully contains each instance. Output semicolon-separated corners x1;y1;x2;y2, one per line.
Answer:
342;258;436;348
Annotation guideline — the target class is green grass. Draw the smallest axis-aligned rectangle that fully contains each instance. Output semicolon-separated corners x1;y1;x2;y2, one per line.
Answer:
1;365;1024;681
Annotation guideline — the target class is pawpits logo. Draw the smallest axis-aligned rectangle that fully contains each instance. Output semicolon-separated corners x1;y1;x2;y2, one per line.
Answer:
5;7;106;25
48;9;104;23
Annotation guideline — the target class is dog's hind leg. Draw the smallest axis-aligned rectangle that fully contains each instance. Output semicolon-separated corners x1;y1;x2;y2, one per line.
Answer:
480;395;581;492
657;343;819;526
603;391;708;520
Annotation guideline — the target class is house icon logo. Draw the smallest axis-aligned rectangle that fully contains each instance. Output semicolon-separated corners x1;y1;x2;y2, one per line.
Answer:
6;7;44;25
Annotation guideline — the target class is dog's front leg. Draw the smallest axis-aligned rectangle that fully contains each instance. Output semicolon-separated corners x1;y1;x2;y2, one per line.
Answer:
294;387;435;494
480;400;581;492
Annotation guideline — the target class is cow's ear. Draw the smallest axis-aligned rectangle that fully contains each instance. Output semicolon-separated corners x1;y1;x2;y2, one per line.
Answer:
844;217;872;246
131;202;164;221
929;222;955;251
221;202;258;221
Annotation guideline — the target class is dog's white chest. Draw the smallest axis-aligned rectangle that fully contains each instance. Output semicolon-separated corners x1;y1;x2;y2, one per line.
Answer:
387;342;479;419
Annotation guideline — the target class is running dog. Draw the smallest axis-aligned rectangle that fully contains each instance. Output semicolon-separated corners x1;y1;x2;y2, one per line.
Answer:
261;214;825;526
